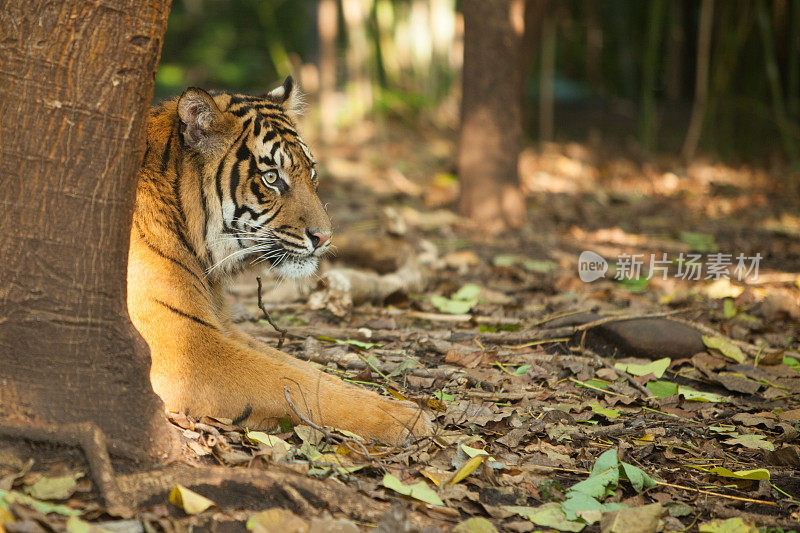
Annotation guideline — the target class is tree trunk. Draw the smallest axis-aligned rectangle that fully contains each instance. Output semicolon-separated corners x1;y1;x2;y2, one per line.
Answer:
0;0;174;460
318;0;339;143
639;0;667;153
458;0;527;236
681;0;714;161
539;5;556;143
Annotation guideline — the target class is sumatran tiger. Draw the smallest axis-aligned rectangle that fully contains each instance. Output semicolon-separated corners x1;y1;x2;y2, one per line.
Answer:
127;77;430;444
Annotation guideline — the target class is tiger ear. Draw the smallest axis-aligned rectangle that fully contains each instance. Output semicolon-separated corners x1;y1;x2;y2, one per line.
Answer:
178;88;226;152
265;76;305;115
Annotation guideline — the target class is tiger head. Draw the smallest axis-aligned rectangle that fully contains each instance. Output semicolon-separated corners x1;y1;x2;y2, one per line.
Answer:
176;77;332;280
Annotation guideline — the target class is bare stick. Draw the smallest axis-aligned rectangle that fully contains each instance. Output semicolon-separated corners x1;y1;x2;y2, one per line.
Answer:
282;385;386;471
655;480;778;506
572;310;687;332
256;276;287;349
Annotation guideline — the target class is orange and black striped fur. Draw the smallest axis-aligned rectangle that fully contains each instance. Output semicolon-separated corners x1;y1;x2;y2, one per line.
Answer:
128;78;430;443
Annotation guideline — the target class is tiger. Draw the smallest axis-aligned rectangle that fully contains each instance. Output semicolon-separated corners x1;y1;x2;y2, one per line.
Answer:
127;77;430;444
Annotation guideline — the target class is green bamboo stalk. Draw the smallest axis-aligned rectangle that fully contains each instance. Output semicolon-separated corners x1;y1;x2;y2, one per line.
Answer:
681;0;714;161
639;0;667;153
756;0;800;161
789;0;799;119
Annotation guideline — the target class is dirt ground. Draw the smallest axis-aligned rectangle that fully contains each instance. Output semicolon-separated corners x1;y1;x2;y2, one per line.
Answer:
1;119;799;532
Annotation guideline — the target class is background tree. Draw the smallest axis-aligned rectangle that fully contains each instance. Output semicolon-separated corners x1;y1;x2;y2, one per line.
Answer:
0;0;173;460
457;0;527;236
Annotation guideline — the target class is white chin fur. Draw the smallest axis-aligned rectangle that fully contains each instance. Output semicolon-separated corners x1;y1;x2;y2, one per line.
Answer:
275;256;319;279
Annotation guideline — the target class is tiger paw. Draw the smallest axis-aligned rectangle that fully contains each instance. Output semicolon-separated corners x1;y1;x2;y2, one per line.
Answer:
359;398;433;445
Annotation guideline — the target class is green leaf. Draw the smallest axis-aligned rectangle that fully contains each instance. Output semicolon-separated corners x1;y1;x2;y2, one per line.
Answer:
561;491;606;522
66;516;113;533
562;449;619;519
453;283;481;301
246;431;292;454
452;517;499;533
723;299;737;319
381;473;444;506
698;517;758;533
430;295;476;314
784;355;800;373
591;449;620;477
680;231;717;252
0;489;80;516
615;276;649;294
724;434;775;451
24;473;83;501
646;380;679;398
387;357;420;377
708;467;770;481
620;462;656;492
460;444;490;458
316;336;382;350
589;403;620;419
702;336;746;364
614;357;671;379
678;385;725;403
523;259;558;273
575;378;610;390
514;364;531;375
503;503;585;532
492;254;519;267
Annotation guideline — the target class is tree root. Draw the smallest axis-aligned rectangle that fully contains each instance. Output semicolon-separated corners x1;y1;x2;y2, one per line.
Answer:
115;464;391;522
0;421;398;523
0;421;132;518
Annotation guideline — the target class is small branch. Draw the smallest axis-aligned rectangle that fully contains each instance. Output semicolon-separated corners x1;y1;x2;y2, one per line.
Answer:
667;316;793;361
282;385;385;471
655;480;778;506
572;310;687;333
256;276;287;349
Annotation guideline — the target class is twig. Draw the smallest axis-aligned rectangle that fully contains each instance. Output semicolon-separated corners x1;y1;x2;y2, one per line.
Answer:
667;316;796;361
655;480;778;506
282;385;385;471
256;276;287;349
572;310;687;333
387;308;522;325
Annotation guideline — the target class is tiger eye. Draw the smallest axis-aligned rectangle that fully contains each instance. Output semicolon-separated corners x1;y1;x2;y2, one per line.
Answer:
261;170;279;186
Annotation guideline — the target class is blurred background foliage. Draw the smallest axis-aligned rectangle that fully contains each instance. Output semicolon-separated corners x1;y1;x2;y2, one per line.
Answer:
157;0;800;164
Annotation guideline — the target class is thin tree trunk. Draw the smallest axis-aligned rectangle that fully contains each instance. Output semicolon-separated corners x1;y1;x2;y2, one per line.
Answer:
458;0;527;235
539;5;556;143
788;0;799;119
639;0;667;153
585;1;604;92
681;0;714;161
756;0;800;161
318;0;339;143
664;0;684;102
0;0;174;459
342;0;372;121
707;2;754;156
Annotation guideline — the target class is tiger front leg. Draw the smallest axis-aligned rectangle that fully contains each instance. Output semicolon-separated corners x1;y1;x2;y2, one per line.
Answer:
151;335;432;445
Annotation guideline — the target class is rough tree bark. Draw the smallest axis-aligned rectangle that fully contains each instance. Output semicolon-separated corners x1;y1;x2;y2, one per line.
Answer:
457;0;527;236
0;0;174;460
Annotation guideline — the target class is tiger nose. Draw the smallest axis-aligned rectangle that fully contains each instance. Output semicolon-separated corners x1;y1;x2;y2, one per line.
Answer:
307;229;331;249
